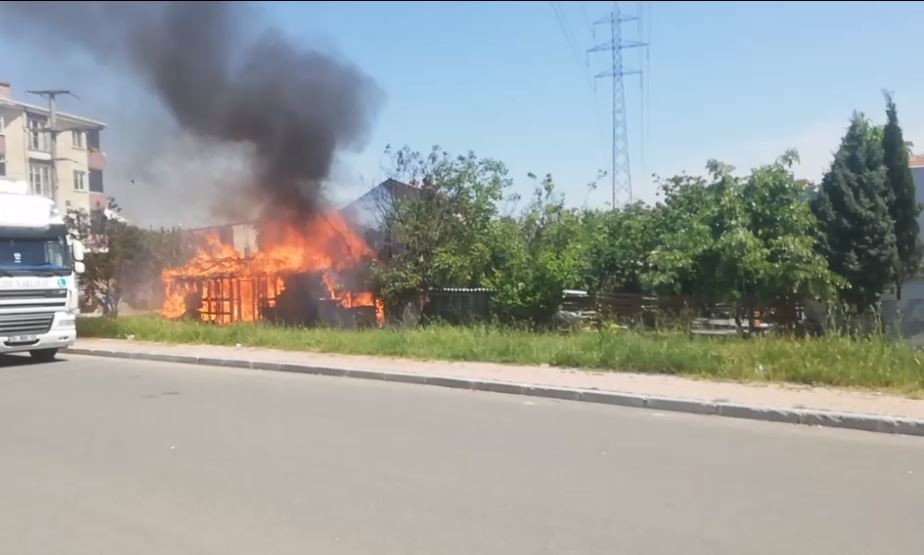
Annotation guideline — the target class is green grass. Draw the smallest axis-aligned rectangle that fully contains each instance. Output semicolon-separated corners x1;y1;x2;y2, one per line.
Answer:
77;316;924;395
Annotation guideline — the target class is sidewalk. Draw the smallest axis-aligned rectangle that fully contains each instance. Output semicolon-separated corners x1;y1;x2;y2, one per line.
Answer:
69;338;924;433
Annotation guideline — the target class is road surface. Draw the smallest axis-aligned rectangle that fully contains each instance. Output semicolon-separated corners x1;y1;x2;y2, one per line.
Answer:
1;353;923;554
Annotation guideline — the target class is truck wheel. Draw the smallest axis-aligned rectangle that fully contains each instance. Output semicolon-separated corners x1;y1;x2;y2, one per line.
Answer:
29;349;59;362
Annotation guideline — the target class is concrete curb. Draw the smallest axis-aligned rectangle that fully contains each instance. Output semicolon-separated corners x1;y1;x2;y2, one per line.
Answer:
65;347;924;438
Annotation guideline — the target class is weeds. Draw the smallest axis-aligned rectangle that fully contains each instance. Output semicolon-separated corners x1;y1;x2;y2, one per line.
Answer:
77;316;924;394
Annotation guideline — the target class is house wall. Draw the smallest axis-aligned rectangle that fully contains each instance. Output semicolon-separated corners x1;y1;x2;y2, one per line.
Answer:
0;108;27;181
915;166;924;239
189;222;259;257
881;163;924;345
231;223;259;257
57;126;93;213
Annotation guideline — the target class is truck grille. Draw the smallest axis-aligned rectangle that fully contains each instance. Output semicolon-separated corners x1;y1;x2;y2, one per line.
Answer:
0;313;55;336
0;289;67;310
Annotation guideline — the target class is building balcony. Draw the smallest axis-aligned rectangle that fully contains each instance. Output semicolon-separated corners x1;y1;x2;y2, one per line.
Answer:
89;191;108;210
88;148;106;171
27;149;52;161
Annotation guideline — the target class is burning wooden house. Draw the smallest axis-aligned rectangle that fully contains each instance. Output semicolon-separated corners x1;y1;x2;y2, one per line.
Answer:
161;213;382;327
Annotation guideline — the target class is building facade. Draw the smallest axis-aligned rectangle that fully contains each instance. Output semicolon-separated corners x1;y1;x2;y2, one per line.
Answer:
911;155;924;240
0;81;107;214
880;154;924;345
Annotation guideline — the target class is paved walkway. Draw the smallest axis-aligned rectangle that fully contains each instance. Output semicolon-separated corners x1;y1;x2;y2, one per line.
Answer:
71;338;924;420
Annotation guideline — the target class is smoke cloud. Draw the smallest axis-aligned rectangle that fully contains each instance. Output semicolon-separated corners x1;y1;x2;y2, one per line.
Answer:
2;1;382;223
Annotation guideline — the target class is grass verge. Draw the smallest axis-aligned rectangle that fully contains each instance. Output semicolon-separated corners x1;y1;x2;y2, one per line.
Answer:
77;316;924;395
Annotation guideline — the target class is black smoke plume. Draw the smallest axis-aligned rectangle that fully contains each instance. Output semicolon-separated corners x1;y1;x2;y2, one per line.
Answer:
3;1;382;222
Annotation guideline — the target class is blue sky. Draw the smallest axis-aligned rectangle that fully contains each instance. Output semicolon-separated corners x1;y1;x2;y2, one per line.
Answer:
3;1;923;224
268;0;924;208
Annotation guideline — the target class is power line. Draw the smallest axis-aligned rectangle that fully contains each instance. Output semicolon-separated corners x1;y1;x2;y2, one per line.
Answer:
549;1;595;92
646;1;652;189
548;1;609;162
587;1;647;209
580;1;593;29
638;1;645;199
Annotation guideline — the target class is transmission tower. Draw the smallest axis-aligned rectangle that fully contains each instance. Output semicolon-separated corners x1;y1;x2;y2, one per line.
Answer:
588;2;647;208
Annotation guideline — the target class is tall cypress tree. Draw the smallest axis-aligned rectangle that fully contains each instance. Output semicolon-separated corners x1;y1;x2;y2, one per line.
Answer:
882;91;921;299
812;113;898;311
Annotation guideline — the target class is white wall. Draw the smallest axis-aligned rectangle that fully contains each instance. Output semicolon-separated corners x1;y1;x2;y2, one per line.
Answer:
57;128;91;213
0;108;27;181
914;166;924;243
883;168;924;344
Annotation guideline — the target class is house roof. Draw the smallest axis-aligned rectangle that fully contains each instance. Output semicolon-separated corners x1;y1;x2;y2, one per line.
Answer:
159;179;415;235
910;154;924;169
339;178;417;212
184;221;258;233
795;178;817;191
0;97;107;129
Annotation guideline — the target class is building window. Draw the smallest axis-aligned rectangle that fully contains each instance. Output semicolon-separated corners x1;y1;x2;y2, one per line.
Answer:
0;156;5;177
73;170;86;192
72;130;85;149
89;169;104;193
29;162;52;198
28;115;50;152
87;129;100;150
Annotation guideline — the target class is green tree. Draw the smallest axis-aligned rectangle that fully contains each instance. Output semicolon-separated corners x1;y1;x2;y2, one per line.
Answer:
485;174;589;323
648;153;838;323
738;151;839;309
65;197;195;315
584;202;659;295
644;172;724;303
882;91;921;299
372;146;509;315
812;113;898;311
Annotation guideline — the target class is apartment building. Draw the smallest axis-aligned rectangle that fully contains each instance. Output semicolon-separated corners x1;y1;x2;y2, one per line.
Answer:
0;81;107;214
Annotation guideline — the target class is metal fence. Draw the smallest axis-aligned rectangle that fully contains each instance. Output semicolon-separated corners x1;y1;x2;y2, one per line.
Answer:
423;288;494;324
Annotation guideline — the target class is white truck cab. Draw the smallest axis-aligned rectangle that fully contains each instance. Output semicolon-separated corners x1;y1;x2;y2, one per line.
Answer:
0;179;85;361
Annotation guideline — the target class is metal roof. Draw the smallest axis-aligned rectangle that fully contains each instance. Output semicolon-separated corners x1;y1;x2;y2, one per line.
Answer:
428;288;494;293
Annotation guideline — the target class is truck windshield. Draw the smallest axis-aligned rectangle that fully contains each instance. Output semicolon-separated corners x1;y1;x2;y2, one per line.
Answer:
0;234;73;272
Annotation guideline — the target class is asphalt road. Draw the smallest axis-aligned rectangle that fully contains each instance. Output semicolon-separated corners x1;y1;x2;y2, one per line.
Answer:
1;354;923;555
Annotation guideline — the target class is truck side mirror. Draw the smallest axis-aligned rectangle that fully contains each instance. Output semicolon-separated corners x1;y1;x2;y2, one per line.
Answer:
72;240;86;262
74;261;86;275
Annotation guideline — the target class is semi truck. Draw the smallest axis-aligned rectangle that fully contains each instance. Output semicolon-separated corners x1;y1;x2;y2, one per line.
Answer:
0;179;85;361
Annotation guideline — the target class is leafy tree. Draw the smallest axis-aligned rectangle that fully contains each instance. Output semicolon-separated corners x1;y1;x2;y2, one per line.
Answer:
372;146;510;315
738;151;840;308
66;197;195;315
66;201;143;316
648;152;838;323
366;142;841;326
584;202;659;295
485;174;589;323
812;113;898;311
644;172;722;302
882;91;921;299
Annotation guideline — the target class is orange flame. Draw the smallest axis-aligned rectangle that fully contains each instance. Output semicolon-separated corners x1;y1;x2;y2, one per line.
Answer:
160;213;383;325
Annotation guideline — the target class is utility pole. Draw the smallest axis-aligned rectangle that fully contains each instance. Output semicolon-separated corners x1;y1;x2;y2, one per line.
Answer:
587;2;646;209
27;89;77;208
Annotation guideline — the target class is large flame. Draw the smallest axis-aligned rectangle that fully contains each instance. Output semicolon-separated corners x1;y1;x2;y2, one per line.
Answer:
161;213;383;325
